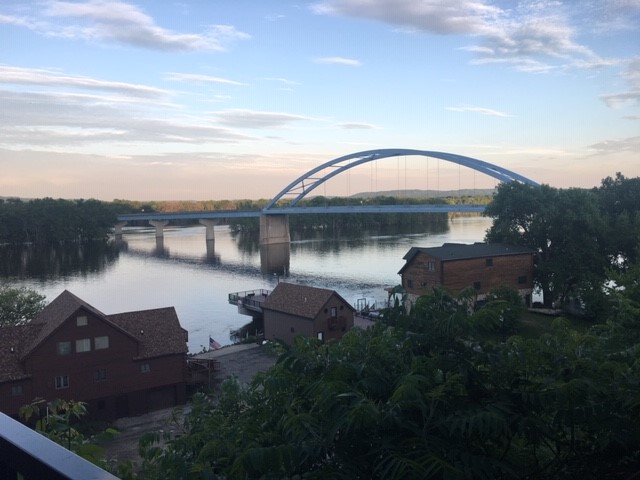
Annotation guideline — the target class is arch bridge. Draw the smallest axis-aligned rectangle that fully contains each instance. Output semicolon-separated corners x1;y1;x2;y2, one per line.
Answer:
116;149;538;245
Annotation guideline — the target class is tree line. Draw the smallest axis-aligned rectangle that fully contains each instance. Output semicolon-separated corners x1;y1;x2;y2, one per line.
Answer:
0;198;132;244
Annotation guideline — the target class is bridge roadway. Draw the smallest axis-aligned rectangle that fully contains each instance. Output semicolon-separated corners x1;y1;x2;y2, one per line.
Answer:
116;204;486;246
117;203;486;222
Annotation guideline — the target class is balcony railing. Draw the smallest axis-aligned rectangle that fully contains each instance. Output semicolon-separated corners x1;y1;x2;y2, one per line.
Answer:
0;411;118;480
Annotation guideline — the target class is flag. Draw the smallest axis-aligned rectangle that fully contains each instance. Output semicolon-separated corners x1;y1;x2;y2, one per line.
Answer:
209;336;222;350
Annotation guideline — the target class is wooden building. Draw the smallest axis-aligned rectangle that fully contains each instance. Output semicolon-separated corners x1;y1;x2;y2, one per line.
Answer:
399;243;535;305
0;290;188;420
262;283;355;345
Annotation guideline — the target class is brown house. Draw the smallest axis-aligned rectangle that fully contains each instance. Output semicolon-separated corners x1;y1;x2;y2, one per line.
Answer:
262;283;355;345
399;243;535;306
0;290;188;420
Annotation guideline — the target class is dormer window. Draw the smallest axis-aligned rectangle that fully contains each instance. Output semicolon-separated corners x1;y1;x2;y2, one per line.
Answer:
76;315;88;327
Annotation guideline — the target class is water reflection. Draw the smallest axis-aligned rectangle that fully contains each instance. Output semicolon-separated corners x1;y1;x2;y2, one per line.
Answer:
0;241;120;280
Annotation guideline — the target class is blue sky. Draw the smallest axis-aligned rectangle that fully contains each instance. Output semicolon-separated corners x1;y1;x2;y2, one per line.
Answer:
1;0;638;201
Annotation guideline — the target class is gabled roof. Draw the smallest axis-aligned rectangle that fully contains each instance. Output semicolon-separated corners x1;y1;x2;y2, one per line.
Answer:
108;307;187;359
22;290;133;360
399;243;535;273
263;282;354;319
0;291;187;383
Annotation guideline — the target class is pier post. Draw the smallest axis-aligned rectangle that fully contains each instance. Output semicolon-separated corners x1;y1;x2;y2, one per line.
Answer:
259;214;290;246
199;219;217;241
149;220;169;238
114;222;127;237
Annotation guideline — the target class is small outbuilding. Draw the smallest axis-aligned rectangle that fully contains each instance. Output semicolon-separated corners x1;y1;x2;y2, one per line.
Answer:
399;242;535;306
262;283;355;345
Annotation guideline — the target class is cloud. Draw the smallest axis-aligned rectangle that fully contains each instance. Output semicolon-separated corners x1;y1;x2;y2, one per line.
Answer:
601;57;640;108
587;136;640;154
164;72;246;86
39;0;250;51
313;0;615;72
0;65;168;98
336;122;378;129
446;106;511;117
312;0;501;35
314;56;362;66
0;90;253;149
213;109;312;128
263;77;301;86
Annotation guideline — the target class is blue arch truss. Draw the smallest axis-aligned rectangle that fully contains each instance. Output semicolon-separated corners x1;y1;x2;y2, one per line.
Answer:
264;148;539;210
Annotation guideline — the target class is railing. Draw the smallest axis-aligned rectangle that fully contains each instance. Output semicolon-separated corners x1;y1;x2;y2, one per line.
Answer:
0;411;118;480
228;289;271;310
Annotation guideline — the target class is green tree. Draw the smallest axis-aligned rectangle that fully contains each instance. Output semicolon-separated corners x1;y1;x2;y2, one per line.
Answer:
0;285;46;326
485;182;607;311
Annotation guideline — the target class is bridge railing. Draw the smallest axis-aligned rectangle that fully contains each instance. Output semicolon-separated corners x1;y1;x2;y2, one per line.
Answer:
0;411;118;480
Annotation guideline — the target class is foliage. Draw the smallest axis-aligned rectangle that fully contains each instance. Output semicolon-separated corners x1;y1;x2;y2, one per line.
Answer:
485;182;608;310
0;285;46;326
471;286;524;335
0;197;127;244
19;398;120;472
133;283;640;479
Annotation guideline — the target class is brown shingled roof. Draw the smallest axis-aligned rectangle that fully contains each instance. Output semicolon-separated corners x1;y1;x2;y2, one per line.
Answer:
0;324;41;382
263;283;354;319
23;289;108;359
108;307;188;359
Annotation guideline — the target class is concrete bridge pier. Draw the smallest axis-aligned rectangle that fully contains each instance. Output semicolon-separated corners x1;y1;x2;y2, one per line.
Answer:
199;219;217;241
114;222;127;237
259;214;290;246
149;220;169;238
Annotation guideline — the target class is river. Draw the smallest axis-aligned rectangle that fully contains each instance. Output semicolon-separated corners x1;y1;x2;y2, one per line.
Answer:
2;216;493;352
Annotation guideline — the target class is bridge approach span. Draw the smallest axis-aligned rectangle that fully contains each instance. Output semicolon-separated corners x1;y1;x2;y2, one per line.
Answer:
265;148;538;210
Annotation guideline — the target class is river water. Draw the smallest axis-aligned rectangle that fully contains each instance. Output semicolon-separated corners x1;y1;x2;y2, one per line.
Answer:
2;216;492;352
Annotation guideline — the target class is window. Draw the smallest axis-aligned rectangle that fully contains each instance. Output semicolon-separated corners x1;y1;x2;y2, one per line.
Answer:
76;338;91;353
317;331;324;342
485;258;493;267
407;279;414;289
55;375;69;389
518;275;528;284
76;315;87;326
94;369;107;382
330;307;337;318
94;336;109;350
427;261;436;272
473;281;481;290
140;363;151;374
56;341;71;355
11;385;23;396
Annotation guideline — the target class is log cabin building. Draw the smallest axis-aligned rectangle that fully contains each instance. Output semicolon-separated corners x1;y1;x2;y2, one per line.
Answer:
0;290;188;420
399;243;535;306
262;283;355;345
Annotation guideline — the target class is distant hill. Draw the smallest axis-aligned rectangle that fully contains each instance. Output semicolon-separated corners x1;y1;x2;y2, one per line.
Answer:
348;188;495;199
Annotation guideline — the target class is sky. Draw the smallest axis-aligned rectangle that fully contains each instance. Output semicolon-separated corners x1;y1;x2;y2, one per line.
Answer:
1;0;639;201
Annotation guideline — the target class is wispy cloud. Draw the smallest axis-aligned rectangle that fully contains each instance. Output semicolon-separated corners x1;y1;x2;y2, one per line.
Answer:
446;106;511;117
601;57;640;108
588;136;640;154
337;122;378;129
313;0;616;72
165;73;246;86
30;0;251;51
0;65;168;98
263;77;301;86
213;109;313;128
314;56;362;66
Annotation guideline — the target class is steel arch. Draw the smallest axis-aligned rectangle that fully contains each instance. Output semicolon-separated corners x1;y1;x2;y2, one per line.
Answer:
264;148;538;210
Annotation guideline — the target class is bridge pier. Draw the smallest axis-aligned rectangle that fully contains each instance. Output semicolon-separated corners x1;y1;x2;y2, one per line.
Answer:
149;220;169;238
199;219;217;241
114;222;127;237
259;214;290;246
